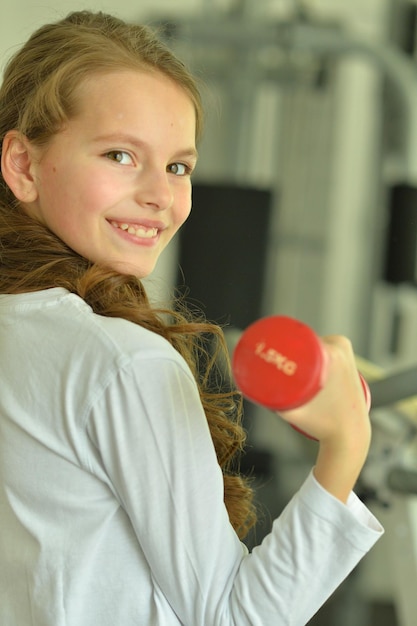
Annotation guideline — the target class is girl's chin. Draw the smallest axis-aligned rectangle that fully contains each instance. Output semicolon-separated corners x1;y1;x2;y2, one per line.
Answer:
103;258;155;278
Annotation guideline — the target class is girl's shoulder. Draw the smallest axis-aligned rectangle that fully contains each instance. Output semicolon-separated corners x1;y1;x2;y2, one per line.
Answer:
60;289;182;365
0;286;184;371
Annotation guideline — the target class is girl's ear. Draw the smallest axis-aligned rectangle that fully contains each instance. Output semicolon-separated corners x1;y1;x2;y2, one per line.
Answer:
1;130;39;203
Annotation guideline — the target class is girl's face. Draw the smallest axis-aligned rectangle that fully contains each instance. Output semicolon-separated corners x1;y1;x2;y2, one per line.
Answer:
23;70;197;277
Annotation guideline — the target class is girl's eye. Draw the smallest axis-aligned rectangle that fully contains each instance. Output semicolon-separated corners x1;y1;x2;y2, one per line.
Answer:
105;150;133;165
168;162;190;176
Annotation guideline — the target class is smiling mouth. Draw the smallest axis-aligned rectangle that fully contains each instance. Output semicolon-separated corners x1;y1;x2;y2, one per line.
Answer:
110;221;158;239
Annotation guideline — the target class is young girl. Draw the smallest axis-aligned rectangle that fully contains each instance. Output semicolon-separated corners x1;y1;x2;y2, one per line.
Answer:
0;10;382;626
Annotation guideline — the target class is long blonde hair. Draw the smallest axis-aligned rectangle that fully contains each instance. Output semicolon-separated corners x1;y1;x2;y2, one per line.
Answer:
0;11;256;538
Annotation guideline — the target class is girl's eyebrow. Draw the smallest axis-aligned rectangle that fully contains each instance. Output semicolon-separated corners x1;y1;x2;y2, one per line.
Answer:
92;132;198;162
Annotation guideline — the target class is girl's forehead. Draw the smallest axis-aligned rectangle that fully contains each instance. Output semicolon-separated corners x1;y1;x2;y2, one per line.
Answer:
72;70;197;136
46;70;197;158
76;69;188;104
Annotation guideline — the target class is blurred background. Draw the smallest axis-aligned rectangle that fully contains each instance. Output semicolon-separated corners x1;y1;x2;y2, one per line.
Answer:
3;1;417;623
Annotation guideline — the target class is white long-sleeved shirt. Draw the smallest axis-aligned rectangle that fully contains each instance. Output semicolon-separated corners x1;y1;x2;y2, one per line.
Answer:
0;288;383;625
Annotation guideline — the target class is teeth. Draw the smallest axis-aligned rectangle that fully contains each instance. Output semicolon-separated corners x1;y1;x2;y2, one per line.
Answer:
135;226;158;238
111;221;158;239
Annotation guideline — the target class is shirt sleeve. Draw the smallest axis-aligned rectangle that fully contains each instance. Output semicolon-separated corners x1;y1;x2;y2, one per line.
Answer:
86;352;383;626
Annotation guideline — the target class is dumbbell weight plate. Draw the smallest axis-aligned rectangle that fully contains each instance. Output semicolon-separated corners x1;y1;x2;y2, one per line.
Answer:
232;316;328;412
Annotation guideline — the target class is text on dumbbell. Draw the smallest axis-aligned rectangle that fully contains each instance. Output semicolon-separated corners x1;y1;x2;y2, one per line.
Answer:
254;342;297;376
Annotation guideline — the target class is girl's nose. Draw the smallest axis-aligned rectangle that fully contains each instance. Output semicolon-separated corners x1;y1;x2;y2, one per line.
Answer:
135;169;174;212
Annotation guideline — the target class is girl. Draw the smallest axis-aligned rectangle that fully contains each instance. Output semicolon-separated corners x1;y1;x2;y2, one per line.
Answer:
0;10;382;626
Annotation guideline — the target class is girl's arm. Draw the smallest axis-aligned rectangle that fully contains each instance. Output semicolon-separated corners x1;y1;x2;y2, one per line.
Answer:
87;344;382;626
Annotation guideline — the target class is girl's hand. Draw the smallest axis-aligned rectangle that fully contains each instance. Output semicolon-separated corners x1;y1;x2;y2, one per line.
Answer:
277;335;371;502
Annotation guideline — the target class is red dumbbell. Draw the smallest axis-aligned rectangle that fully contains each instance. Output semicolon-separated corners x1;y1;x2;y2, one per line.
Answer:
232;316;371;439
